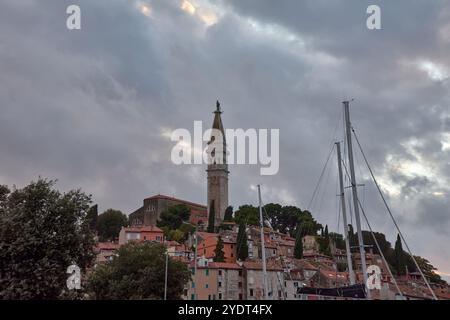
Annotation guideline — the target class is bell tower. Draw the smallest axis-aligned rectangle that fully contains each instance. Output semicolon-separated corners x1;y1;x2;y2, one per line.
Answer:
206;100;229;228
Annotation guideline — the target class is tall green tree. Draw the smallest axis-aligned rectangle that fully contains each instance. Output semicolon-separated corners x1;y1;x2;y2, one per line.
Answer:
394;234;406;276
234;205;259;226
348;224;358;250
0;179;95;299
97;209;128;241
223;206;233;222
294;225;303;259
86;242;190;299
213;237;225;262
207;200;215;233
236;223;248;261
86;204;98;231
413;255;446;284
329;232;345;250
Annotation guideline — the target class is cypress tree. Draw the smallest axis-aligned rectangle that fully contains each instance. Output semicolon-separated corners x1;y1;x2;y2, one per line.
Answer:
394;234;406;276
224;206;233;222
207;200;215;233
86;204;98;231
294;225;303;259
214;237;225;262
236;222;248;261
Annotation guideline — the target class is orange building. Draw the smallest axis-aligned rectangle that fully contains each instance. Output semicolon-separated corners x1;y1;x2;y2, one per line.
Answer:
118;225;164;245
197;232;237;263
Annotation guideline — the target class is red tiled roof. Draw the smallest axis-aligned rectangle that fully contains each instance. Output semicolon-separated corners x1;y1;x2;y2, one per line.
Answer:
208;262;242;270
197;232;219;239
144;194;206;209
97;242;120;250
165;240;180;246
123;226;163;233
243;259;284;271
319;270;349;279
291;259;319;271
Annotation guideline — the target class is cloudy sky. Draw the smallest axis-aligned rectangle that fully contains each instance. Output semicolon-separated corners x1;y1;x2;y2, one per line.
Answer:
0;0;449;280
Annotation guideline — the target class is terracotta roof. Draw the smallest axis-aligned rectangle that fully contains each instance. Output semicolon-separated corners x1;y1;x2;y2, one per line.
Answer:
208;262;242;270
123;226;163;233
290;259;319;271
319;270;349;280
165;240;180;247
435;289;450;300
97;242;120;250
144;194;206;209
243;259;284;271
197;232;219;239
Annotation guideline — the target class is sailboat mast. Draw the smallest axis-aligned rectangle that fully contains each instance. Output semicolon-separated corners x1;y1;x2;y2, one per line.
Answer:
336;141;356;285
343;101;370;298
257;184;269;300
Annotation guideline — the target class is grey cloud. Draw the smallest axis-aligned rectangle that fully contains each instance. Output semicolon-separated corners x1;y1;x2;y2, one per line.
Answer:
0;0;449;275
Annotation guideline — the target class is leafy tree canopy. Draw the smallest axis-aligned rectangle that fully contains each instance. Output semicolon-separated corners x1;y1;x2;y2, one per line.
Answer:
86;242;191;299
157;204;191;231
0;179;95;299
97;209;128;242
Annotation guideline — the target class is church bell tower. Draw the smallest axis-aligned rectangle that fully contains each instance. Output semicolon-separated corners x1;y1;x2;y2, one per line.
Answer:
207;100;229;228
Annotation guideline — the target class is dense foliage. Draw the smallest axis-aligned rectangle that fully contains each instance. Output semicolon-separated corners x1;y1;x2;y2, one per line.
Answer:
0;179;96;299
97;209;128;241
86;242;190;299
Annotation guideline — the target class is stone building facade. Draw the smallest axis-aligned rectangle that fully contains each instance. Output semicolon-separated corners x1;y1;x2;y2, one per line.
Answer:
128;194;207;227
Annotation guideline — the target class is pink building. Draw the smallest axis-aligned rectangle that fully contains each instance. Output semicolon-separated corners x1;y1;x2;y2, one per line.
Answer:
118;225;164;245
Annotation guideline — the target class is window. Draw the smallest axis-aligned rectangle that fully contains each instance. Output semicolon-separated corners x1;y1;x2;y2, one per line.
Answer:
249;289;254;297
278;290;282;298
143;236;147;240
205;284;209;289
205;269;209;276
218;293;222;300
208;295;211;300
239;294;243;300
231;253;234;257
238;282;242;288
126;232;140;240
218;270;222;276
191;282;195;288
231;245;234;249
238;270;243;276
191;294;195;300
218;282;222;287
156;236;162;241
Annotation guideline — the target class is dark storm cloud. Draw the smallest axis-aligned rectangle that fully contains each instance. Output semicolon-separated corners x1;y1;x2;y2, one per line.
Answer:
0;0;449;277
